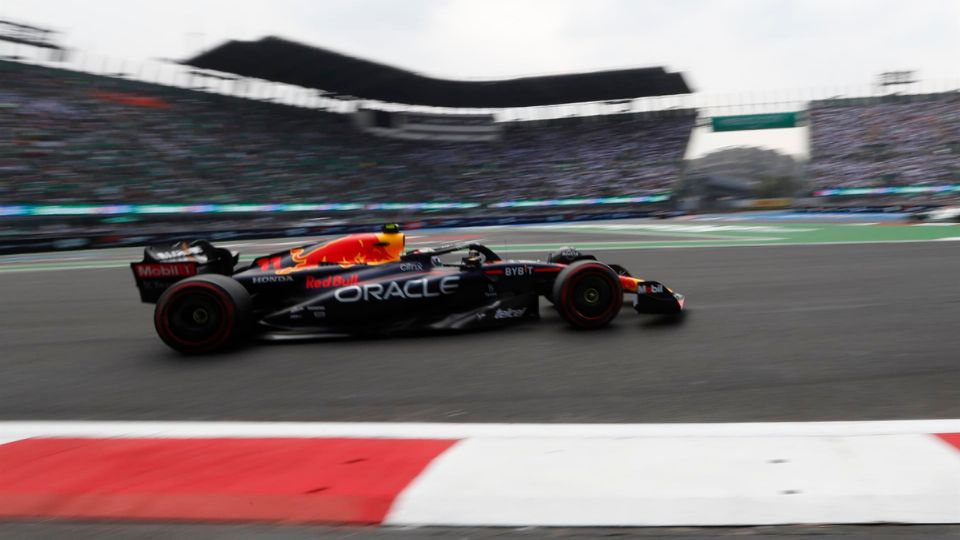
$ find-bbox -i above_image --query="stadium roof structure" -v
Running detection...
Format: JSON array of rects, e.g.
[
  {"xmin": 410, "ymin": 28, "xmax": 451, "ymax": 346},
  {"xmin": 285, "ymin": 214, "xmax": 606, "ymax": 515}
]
[
  {"xmin": 0, "ymin": 19, "xmax": 63, "ymax": 50},
  {"xmin": 184, "ymin": 37, "xmax": 692, "ymax": 109}
]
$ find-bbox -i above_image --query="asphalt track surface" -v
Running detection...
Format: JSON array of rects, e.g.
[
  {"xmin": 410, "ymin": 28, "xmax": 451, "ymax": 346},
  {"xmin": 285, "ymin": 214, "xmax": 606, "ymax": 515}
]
[{"xmin": 1, "ymin": 220, "xmax": 959, "ymax": 423}]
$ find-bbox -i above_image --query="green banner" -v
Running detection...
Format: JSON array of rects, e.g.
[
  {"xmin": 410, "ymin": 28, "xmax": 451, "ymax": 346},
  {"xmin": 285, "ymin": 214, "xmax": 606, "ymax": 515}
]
[{"xmin": 712, "ymin": 112, "xmax": 798, "ymax": 132}]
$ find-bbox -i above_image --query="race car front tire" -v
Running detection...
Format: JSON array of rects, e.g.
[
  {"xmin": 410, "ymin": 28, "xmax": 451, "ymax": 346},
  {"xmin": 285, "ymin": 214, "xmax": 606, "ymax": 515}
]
[
  {"xmin": 154, "ymin": 274, "xmax": 251, "ymax": 354},
  {"xmin": 552, "ymin": 260, "xmax": 623, "ymax": 329}
]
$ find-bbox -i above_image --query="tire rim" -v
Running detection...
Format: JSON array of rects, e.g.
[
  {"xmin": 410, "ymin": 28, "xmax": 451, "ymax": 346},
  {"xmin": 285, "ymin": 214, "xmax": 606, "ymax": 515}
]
[
  {"xmin": 571, "ymin": 274, "xmax": 613, "ymax": 318},
  {"xmin": 166, "ymin": 291, "xmax": 225, "ymax": 344},
  {"xmin": 583, "ymin": 287, "xmax": 600, "ymax": 304},
  {"xmin": 192, "ymin": 308, "xmax": 210, "ymax": 324}
]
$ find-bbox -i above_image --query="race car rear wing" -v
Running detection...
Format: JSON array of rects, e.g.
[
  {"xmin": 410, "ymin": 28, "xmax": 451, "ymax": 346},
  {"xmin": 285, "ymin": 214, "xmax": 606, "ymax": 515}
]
[{"xmin": 131, "ymin": 240, "xmax": 238, "ymax": 303}]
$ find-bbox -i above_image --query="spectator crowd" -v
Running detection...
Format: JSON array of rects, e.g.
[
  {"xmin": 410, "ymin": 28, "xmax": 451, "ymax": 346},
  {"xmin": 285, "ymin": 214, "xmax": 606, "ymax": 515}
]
[
  {"xmin": 0, "ymin": 60, "xmax": 694, "ymax": 205},
  {"xmin": 808, "ymin": 94, "xmax": 960, "ymax": 189}
]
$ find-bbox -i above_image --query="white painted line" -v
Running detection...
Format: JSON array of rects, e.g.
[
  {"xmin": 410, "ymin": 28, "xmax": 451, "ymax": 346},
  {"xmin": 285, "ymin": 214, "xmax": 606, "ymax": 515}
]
[
  {"xmin": 4, "ymin": 237, "xmax": 960, "ymax": 274},
  {"xmin": 387, "ymin": 434, "xmax": 960, "ymax": 526},
  {"xmin": 220, "ymin": 239, "xmax": 328, "ymax": 248},
  {"xmin": 1, "ymin": 420, "xmax": 960, "ymax": 440},
  {"xmin": 533, "ymin": 223, "xmax": 818, "ymax": 233},
  {"xmin": 935, "ymin": 237, "xmax": 960, "ymax": 241},
  {"xmin": 582, "ymin": 238, "xmax": 960, "ymax": 250}
]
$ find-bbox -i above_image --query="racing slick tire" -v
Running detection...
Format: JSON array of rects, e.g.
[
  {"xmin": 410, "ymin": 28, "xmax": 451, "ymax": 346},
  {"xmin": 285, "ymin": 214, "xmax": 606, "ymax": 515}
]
[
  {"xmin": 552, "ymin": 260, "xmax": 623, "ymax": 329},
  {"xmin": 154, "ymin": 274, "xmax": 252, "ymax": 354}
]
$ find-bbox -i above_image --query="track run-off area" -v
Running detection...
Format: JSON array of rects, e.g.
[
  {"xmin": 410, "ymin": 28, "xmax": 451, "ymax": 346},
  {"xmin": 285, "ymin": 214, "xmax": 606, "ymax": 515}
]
[
  {"xmin": 3, "ymin": 218, "xmax": 960, "ymax": 273},
  {"xmin": 0, "ymin": 216, "xmax": 958, "ymax": 423},
  {"xmin": 2, "ymin": 216, "xmax": 960, "ymax": 536}
]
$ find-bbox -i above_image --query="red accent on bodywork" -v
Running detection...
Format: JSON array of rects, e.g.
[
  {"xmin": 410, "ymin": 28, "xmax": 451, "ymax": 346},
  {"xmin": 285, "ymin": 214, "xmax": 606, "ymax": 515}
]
[
  {"xmin": 619, "ymin": 276, "xmax": 640, "ymax": 292},
  {"xmin": 255, "ymin": 256, "xmax": 283, "ymax": 272},
  {"xmin": 0, "ymin": 437, "xmax": 456, "ymax": 524},
  {"xmin": 305, "ymin": 274, "xmax": 360, "ymax": 289},
  {"xmin": 293, "ymin": 234, "xmax": 388, "ymax": 265},
  {"xmin": 484, "ymin": 269, "xmax": 505, "ymax": 275},
  {"xmin": 277, "ymin": 233, "xmax": 403, "ymax": 274}
]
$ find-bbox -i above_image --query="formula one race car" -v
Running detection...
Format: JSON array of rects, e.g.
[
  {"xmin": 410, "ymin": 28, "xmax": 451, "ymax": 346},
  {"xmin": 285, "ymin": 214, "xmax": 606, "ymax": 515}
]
[
  {"xmin": 909, "ymin": 205, "xmax": 960, "ymax": 223},
  {"xmin": 131, "ymin": 225, "xmax": 685, "ymax": 354}
]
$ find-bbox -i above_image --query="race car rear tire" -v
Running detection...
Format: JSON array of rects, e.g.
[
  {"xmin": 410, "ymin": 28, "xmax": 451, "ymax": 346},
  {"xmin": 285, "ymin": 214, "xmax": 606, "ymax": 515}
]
[
  {"xmin": 552, "ymin": 260, "xmax": 623, "ymax": 329},
  {"xmin": 154, "ymin": 274, "xmax": 251, "ymax": 354}
]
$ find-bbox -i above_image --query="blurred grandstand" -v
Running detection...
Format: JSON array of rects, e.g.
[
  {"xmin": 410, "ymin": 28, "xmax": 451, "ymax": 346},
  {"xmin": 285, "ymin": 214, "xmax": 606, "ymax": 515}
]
[
  {"xmin": 0, "ymin": 31, "xmax": 699, "ymax": 251},
  {"xmin": 0, "ymin": 59, "xmax": 695, "ymax": 205},
  {"xmin": 1, "ymin": 26, "xmax": 960, "ymax": 252},
  {"xmin": 809, "ymin": 93, "xmax": 960, "ymax": 190}
]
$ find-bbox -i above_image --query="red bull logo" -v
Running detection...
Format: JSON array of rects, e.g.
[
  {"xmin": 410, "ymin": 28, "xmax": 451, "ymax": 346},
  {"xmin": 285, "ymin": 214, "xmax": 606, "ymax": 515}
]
[
  {"xmin": 305, "ymin": 274, "xmax": 360, "ymax": 289},
  {"xmin": 270, "ymin": 232, "xmax": 405, "ymax": 275}
]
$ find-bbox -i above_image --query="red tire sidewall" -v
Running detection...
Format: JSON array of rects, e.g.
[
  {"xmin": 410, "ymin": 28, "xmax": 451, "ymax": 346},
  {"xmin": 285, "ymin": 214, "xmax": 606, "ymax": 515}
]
[
  {"xmin": 155, "ymin": 281, "xmax": 236, "ymax": 353},
  {"xmin": 557, "ymin": 263, "xmax": 622, "ymax": 328}
]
